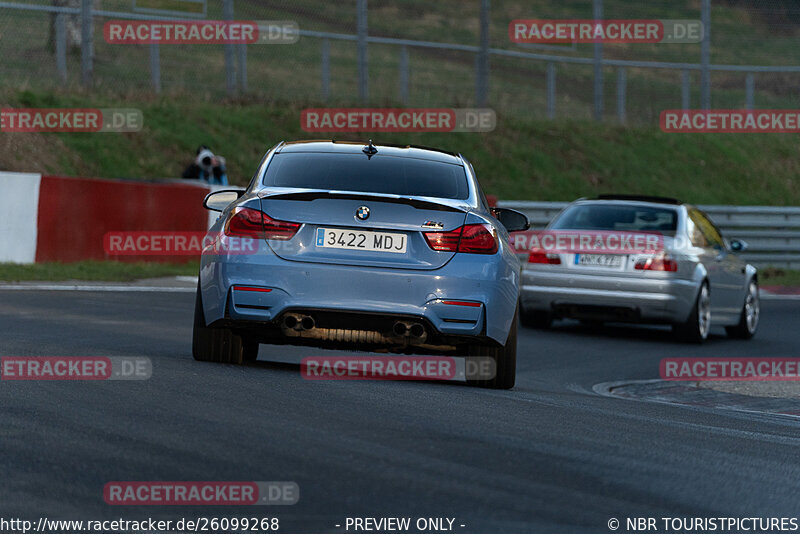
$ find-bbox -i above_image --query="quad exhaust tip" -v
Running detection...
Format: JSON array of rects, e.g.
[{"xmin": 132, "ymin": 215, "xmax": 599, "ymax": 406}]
[
  {"xmin": 283, "ymin": 313, "xmax": 315, "ymax": 331},
  {"xmin": 393, "ymin": 321, "xmax": 425, "ymax": 339},
  {"xmin": 283, "ymin": 315, "xmax": 298, "ymax": 329},
  {"xmin": 393, "ymin": 322, "xmax": 407, "ymax": 336}
]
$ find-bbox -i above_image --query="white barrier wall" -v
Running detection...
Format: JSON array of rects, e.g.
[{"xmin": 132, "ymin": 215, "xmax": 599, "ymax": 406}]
[{"xmin": 0, "ymin": 172, "xmax": 41, "ymax": 263}]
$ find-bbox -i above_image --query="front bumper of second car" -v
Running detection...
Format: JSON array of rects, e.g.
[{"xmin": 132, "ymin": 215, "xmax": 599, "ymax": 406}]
[{"xmin": 520, "ymin": 268, "xmax": 698, "ymax": 323}]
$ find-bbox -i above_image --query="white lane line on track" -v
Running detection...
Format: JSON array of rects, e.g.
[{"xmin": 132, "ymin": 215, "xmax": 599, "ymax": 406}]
[
  {"xmin": 0, "ymin": 285, "xmax": 194, "ymax": 292},
  {"xmin": 469, "ymin": 384, "xmax": 800, "ymax": 445},
  {"xmin": 761, "ymin": 293, "xmax": 800, "ymax": 300}
]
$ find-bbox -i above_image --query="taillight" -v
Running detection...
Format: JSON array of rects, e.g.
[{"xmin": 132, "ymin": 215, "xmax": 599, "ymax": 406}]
[
  {"xmin": 224, "ymin": 207, "xmax": 300, "ymax": 240},
  {"xmin": 225, "ymin": 207, "xmax": 264, "ymax": 238},
  {"xmin": 635, "ymin": 253, "xmax": 678, "ymax": 272},
  {"xmin": 262, "ymin": 212, "xmax": 301, "ymax": 240},
  {"xmin": 423, "ymin": 227, "xmax": 462, "ymax": 252},
  {"xmin": 528, "ymin": 251, "xmax": 561, "ymax": 264},
  {"xmin": 458, "ymin": 224, "xmax": 498, "ymax": 254},
  {"xmin": 423, "ymin": 224, "xmax": 498, "ymax": 254}
]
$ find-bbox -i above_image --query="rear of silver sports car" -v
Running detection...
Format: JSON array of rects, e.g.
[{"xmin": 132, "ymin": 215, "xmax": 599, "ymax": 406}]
[
  {"xmin": 518, "ymin": 201, "xmax": 702, "ymax": 325},
  {"xmin": 520, "ymin": 246, "xmax": 699, "ymax": 324}
]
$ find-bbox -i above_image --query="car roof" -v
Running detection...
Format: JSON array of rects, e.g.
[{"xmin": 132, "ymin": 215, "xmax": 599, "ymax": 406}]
[
  {"xmin": 572, "ymin": 197, "xmax": 684, "ymax": 210},
  {"xmin": 275, "ymin": 140, "xmax": 463, "ymax": 165}
]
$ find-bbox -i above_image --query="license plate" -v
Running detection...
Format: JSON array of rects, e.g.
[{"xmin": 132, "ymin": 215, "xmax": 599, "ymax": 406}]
[
  {"xmin": 315, "ymin": 228, "xmax": 407, "ymax": 254},
  {"xmin": 574, "ymin": 254, "xmax": 623, "ymax": 268}
]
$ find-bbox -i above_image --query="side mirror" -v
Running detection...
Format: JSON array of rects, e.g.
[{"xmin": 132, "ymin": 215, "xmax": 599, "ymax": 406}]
[
  {"xmin": 492, "ymin": 208, "xmax": 530, "ymax": 232},
  {"xmin": 729, "ymin": 239, "xmax": 748, "ymax": 253},
  {"xmin": 203, "ymin": 189, "xmax": 244, "ymax": 212}
]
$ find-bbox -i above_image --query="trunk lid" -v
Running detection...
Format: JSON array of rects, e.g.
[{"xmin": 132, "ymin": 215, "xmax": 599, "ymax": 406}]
[{"xmin": 259, "ymin": 191, "xmax": 469, "ymax": 270}]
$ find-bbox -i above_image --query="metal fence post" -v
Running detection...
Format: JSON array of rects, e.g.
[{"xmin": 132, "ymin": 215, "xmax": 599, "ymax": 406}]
[
  {"xmin": 616, "ymin": 67, "xmax": 626, "ymax": 124},
  {"xmin": 238, "ymin": 43, "xmax": 248, "ymax": 93},
  {"xmin": 55, "ymin": 13, "xmax": 67, "ymax": 82},
  {"xmin": 745, "ymin": 73, "xmax": 754, "ymax": 110},
  {"xmin": 321, "ymin": 38, "xmax": 330, "ymax": 101},
  {"xmin": 546, "ymin": 62, "xmax": 555, "ymax": 119},
  {"xmin": 476, "ymin": 0, "xmax": 490, "ymax": 107},
  {"xmin": 150, "ymin": 43, "xmax": 161, "ymax": 93},
  {"xmin": 700, "ymin": 0, "xmax": 711, "ymax": 109},
  {"xmin": 80, "ymin": 0, "xmax": 93, "ymax": 87},
  {"xmin": 357, "ymin": 0, "xmax": 368, "ymax": 102},
  {"xmin": 223, "ymin": 0, "xmax": 237, "ymax": 96},
  {"xmin": 681, "ymin": 70, "xmax": 690, "ymax": 109},
  {"xmin": 398, "ymin": 45, "xmax": 409, "ymax": 105},
  {"xmin": 593, "ymin": 0, "xmax": 603, "ymax": 120}
]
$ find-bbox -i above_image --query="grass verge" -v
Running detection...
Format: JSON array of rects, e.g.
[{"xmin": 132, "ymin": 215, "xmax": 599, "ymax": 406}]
[
  {"xmin": 2, "ymin": 89, "xmax": 800, "ymax": 205},
  {"xmin": 0, "ymin": 261, "xmax": 198, "ymax": 282},
  {"xmin": 760, "ymin": 268, "xmax": 800, "ymax": 288}
]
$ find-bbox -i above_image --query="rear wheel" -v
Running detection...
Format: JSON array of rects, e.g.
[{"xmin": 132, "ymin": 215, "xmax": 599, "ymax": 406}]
[
  {"xmin": 520, "ymin": 302, "xmax": 552, "ymax": 329},
  {"xmin": 467, "ymin": 306, "xmax": 517, "ymax": 389},
  {"xmin": 192, "ymin": 285, "xmax": 249, "ymax": 364},
  {"xmin": 725, "ymin": 279, "xmax": 759, "ymax": 339},
  {"xmin": 673, "ymin": 282, "xmax": 710, "ymax": 344}
]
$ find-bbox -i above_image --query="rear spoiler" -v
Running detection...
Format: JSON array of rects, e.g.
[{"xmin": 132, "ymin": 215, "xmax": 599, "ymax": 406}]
[{"xmin": 260, "ymin": 191, "xmax": 466, "ymax": 213}]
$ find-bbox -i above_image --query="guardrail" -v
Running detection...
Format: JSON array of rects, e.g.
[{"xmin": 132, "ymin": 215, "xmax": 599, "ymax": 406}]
[{"xmin": 497, "ymin": 201, "xmax": 800, "ymax": 269}]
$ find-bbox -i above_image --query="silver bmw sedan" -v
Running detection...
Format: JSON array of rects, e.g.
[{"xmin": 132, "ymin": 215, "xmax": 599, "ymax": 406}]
[{"xmin": 518, "ymin": 195, "xmax": 759, "ymax": 342}]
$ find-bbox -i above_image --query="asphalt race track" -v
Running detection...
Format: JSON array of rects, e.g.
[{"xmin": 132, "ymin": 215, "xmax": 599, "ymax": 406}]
[{"xmin": 1, "ymin": 289, "xmax": 799, "ymax": 533}]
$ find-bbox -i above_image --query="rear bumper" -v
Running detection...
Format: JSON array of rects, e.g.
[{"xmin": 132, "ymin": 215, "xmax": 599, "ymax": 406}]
[
  {"xmin": 200, "ymin": 244, "xmax": 519, "ymax": 345},
  {"xmin": 520, "ymin": 268, "xmax": 698, "ymax": 323}
]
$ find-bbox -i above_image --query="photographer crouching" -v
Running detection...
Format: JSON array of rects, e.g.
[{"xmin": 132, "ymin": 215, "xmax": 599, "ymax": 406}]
[{"xmin": 182, "ymin": 145, "xmax": 228, "ymax": 185}]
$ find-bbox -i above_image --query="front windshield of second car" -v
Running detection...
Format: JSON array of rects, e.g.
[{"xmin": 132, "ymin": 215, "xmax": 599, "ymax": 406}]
[{"xmin": 262, "ymin": 152, "xmax": 470, "ymax": 200}]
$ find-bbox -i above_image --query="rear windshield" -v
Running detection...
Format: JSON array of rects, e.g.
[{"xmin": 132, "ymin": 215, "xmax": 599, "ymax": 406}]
[
  {"xmin": 550, "ymin": 203, "xmax": 678, "ymax": 235},
  {"xmin": 262, "ymin": 153, "xmax": 469, "ymax": 200}
]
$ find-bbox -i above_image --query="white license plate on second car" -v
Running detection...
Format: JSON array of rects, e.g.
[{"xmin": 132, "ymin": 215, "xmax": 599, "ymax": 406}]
[
  {"xmin": 574, "ymin": 254, "xmax": 623, "ymax": 268},
  {"xmin": 316, "ymin": 228, "xmax": 407, "ymax": 254}
]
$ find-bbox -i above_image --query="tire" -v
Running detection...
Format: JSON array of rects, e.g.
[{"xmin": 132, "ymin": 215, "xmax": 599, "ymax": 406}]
[
  {"xmin": 673, "ymin": 282, "xmax": 711, "ymax": 344},
  {"xmin": 466, "ymin": 306, "xmax": 517, "ymax": 389},
  {"xmin": 520, "ymin": 302, "xmax": 552, "ymax": 329},
  {"xmin": 192, "ymin": 284, "xmax": 248, "ymax": 364},
  {"xmin": 725, "ymin": 279, "xmax": 759, "ymax": 340},
  {"xmin": 242, "ymin": 339, "xmax": 260, "ymax": 362}
]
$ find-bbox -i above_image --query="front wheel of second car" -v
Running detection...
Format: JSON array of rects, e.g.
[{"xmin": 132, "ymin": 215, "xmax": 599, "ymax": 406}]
[
  {"xmin": 466, "ymin": 306, "xmax": 517, "ymax": 390},
  {"xmin": 725, "ymin": 279, "xmax": 759, "ymax": 340},
  {"xmin": 192, "ymin": 284, "xmax": 252, "ymax": 364}
]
